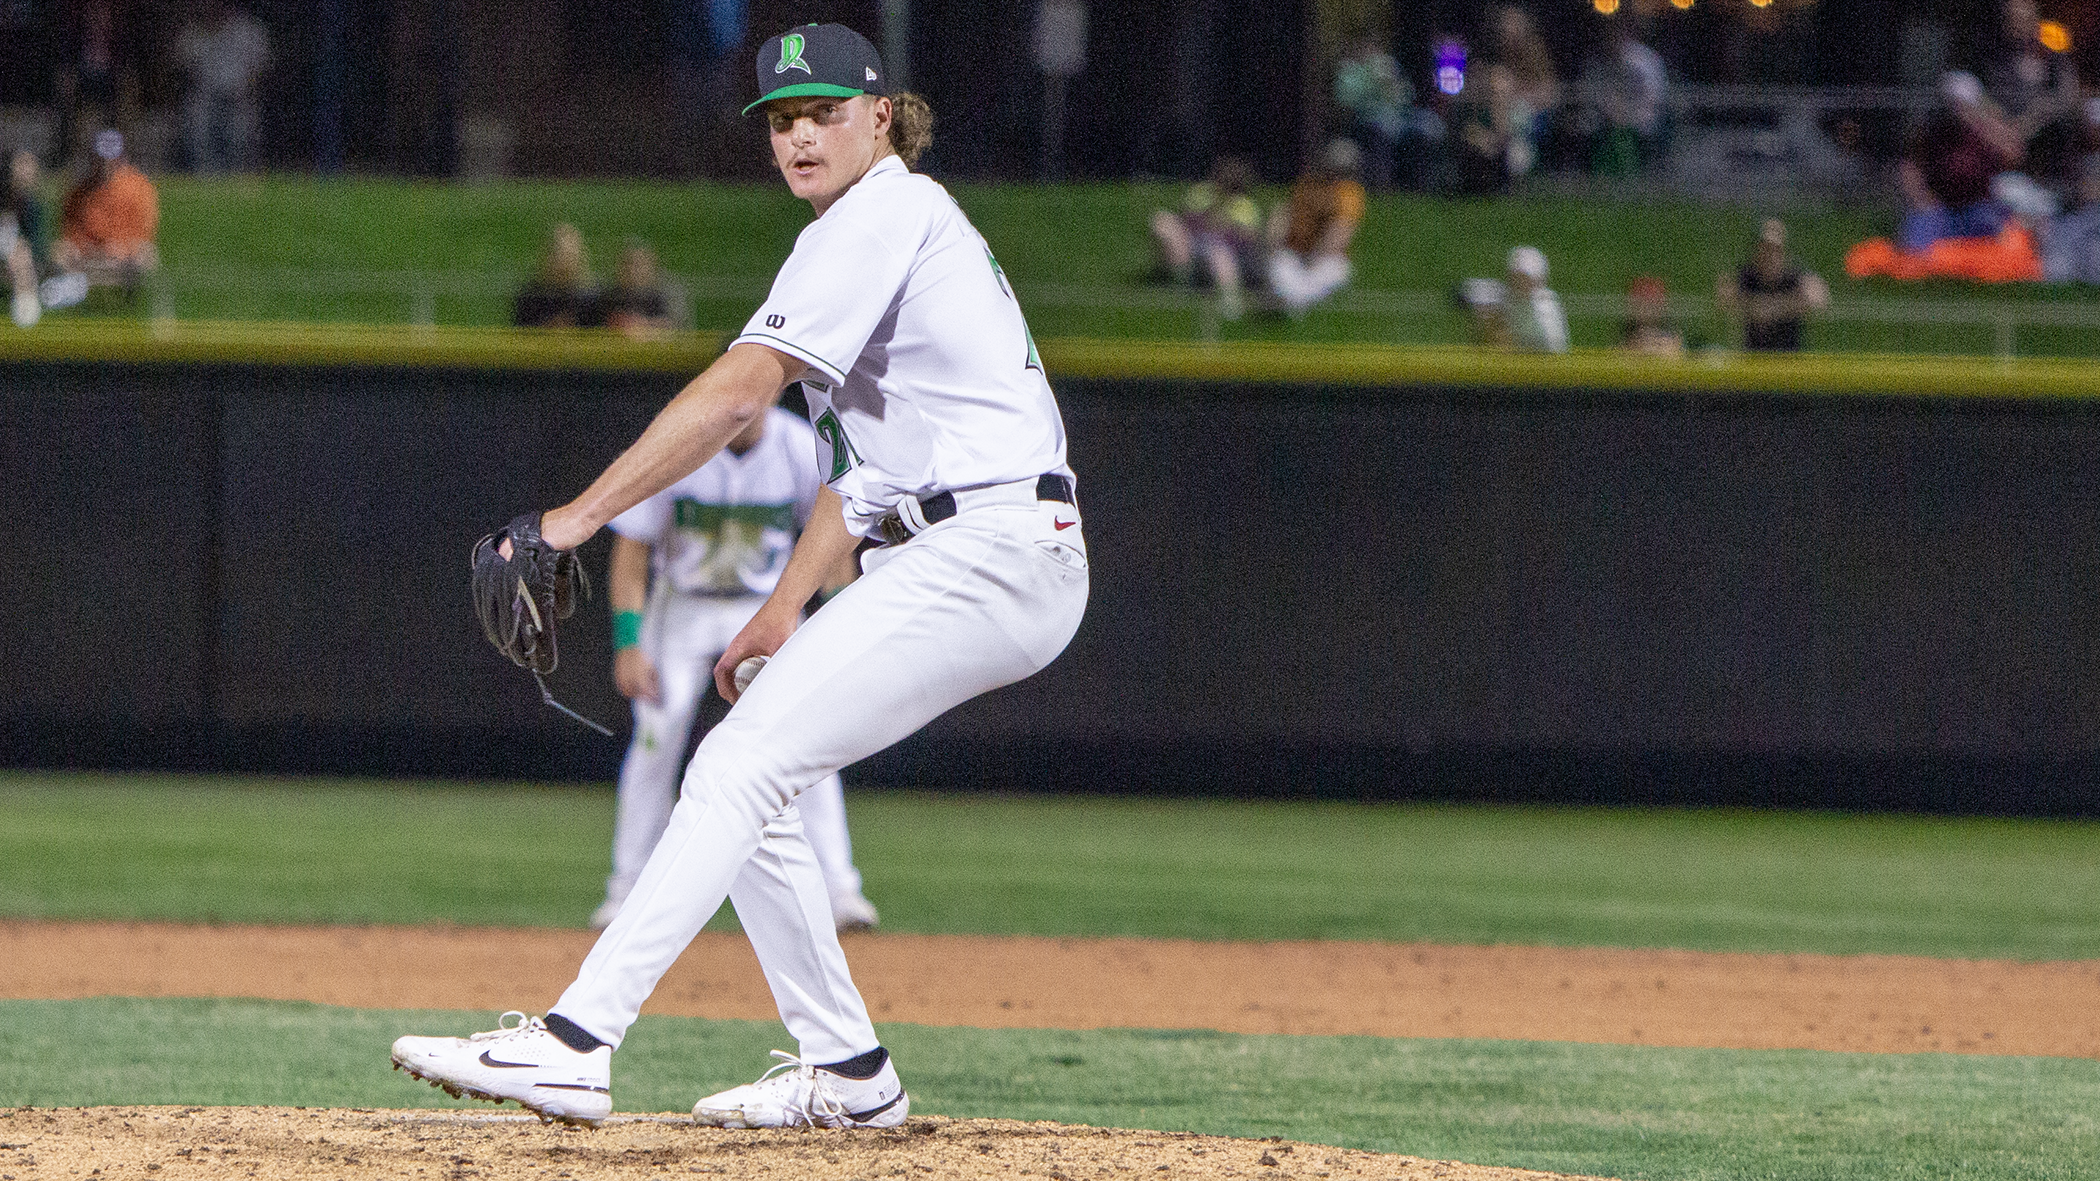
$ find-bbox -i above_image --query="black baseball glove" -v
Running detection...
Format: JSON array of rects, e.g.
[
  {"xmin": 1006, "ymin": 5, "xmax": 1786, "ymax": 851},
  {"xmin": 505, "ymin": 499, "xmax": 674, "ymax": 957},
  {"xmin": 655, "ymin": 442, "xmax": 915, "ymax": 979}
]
[{"xmin": 471, "ymin": 512, "xmax": 588, "ymax": 674}]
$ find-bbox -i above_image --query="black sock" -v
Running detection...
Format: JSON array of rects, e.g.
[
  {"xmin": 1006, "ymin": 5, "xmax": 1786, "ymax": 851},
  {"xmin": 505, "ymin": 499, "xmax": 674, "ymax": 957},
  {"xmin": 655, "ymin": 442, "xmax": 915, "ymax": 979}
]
[
  {"xmin": 544, "ymin": 1012, "xmax": 606, "ymax": 1054},
  {"xmin": 821, "ymin": 1046, "xmax": 888, "ymax": 1080}
]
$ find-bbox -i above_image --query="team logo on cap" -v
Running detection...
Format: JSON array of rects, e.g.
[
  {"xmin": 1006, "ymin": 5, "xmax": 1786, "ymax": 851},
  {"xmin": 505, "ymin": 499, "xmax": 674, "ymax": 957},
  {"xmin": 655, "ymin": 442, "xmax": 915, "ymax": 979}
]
[{"xmin": 776, "ymin": 32, "xmax": 812, "ymax": 74}]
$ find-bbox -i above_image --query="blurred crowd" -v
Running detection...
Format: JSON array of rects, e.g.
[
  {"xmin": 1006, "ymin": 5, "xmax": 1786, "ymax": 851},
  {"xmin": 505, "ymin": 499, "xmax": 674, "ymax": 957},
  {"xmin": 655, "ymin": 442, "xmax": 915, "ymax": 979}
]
[{"xmin": 1327, "ymin": 6, "xmax": 1672, "ymax": 198}]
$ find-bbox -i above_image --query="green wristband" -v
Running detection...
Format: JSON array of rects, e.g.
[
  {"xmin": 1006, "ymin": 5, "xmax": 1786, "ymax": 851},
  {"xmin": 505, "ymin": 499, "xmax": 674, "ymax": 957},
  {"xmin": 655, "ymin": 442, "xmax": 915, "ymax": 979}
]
[{"xmin": 613, "ymin": 610, "xmax": 643, "ymax": 650}]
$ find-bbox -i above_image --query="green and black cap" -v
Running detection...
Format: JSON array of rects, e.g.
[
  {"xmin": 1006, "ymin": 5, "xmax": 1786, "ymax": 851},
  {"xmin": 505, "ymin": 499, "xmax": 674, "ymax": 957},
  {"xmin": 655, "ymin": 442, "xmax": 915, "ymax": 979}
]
[{"xmin": 744, "ymin": 23, "xmax": 888, "ymax": 115}]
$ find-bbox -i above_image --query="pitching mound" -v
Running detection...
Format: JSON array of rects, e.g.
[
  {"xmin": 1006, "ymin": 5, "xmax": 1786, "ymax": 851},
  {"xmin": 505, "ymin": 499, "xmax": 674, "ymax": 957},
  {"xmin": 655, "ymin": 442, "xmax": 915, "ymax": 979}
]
[{"xmin": 0, "ymin": 1106, "xmax": 1612, "ymax": 1181}]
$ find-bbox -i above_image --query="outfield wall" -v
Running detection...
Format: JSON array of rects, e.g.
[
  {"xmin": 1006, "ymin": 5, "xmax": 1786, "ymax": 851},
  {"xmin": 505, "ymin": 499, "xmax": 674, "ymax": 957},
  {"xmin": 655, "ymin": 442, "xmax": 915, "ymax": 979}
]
[{"xmin": 7, "ymin": 342, "xmax": 2100, "ymax": 814}]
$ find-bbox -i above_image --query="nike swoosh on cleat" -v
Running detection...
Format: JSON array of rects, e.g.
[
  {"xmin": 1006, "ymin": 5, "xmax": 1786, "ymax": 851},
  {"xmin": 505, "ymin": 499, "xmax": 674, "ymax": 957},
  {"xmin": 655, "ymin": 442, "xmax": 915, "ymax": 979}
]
[
  {"xmin": 845, "ymin": 1094, "xmax": 903, "ymax": 1122},
  {"xmin": 479, "ymin": 1051, "xmax": 540, "ymax": 1069},
  {"xmin": 1053, "ymin": 519, "xmax": 1076, "ymax": 530}
]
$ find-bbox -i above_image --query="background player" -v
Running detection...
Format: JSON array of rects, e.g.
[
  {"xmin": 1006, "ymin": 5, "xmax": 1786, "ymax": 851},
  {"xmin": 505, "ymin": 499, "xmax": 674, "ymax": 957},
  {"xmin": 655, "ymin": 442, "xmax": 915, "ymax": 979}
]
[
  {"xmin": 598, "ymin": 394, "xmax": 879, "ymax": 933},
  {"xmin": 393, "ymin": 21, "xmax": 1088, "ymax": 1130}
]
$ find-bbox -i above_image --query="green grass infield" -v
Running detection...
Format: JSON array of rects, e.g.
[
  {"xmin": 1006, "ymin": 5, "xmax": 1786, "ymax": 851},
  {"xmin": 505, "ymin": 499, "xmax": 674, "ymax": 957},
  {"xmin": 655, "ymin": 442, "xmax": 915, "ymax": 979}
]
[
  {"xmin": 3, "ymin": 997, "xmax": 2096, "ymax": 1181},
  {"xmin": 4, "ymin": 773, "xmax": 2099, "ymax": 960}
]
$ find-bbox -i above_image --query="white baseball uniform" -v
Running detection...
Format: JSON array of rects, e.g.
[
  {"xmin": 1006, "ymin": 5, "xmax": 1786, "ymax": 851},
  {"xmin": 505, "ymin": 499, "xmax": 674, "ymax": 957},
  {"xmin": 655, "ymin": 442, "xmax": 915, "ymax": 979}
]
[
  {"xmin": 599, "ymin": 408, "xmax": 870, "ymax": 927},
  {"xmin": 553, "ymin": 154, "xmax": 1089, "ymax": 1064}
]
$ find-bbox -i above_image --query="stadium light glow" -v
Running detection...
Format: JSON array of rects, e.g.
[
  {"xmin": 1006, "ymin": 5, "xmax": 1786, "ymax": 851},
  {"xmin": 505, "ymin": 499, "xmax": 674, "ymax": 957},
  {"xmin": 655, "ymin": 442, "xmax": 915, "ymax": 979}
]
[
  {"xmin": 1669, "ymin": 0, "xmax": 1694, "ymax": 8},
  {"xmin": 1593, "ymin": 0, "xmax": 1619, "ymax": 13},
  {"xmin": 2039, "ymin": 19, "xmax": 2071, "ymax": 52}
]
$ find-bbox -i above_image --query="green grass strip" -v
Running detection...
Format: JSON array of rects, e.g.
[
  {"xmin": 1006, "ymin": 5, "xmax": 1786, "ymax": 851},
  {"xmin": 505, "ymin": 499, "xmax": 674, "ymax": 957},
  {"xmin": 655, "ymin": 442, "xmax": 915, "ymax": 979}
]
[
  {"xmin": 4, "ymin": 773, "xmax": 2100, "ymax": 960},
  {"xmin": 12, "ymin": 177, "xmax": 2099, "ymax": 357},
  {"xmin": 3, "ymin": 998, "xmax": 2097, "ymax": 1181},
  {"xmin": 11, "ymin": 318, "xmax": 2100, "ymax": 398}
]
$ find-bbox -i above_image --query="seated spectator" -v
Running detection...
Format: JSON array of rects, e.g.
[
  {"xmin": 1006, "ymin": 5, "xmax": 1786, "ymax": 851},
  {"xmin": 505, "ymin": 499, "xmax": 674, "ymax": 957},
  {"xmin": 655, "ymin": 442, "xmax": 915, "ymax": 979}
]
[
  {"xmin": 1620, "ymin": 276, "xmax": 1684, "ymax": 357},
  {"xmin": 1717, "ymin": 219, "xmax": 1828, "ymax": 352},
  {"xmin": 1266, "ymin": 139, "xmax": 1365, "ymax": 318},
  {"xmin": 601, "ymin": 241, "xmax": 674, "ymax": 340},
  {"xmin": 1897, "ymin": 72, "xmax": 2023, "ymax": 253},
  {"xmin": 1149, "ymin": 155, "xmax": 1265, "ymax": 321},
  {"xmin": 1464, "ymin": 245, "xmax": 1568, "ymax": 353},
  {"xmin": 4, "ymin": 150, "xmax": 49, "ymax": 326},
  {"xmin": 2043, "ymin": 156, "xmax": 2100, "ymax": 283},
  {"xmin": 1454, "ymin": 63, "xmax": 1532, "ymax": 194},
  {"xmin": 513, "ymin": 223, "xmax": 601, "ymax": 328},
  {"xmin": 51, "ymin": 130, "xmax": 158, "ymax": 299}
]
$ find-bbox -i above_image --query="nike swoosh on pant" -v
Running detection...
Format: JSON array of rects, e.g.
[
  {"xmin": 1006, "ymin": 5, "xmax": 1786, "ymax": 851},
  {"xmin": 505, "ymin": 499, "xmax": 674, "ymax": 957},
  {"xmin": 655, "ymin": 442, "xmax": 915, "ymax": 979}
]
[
  {"xmin": 846, "ymin": 1094, "xmax": 903, "ymax": 1122},
  {"xmin": 479, "ymin": 1051, "xmax": 540, "ymax": 1069},
  {"xmin": 1053, "ymin": 519, "xmax": 1076, "ymax": 530}
]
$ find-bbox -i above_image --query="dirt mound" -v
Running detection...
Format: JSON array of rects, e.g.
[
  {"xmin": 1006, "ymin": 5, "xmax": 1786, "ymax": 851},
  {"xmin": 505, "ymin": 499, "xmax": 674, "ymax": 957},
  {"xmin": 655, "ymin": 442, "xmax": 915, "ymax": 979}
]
[{"xmin": 0, "ymin": 1106, "xmax": 1612, "ymax": 1181}]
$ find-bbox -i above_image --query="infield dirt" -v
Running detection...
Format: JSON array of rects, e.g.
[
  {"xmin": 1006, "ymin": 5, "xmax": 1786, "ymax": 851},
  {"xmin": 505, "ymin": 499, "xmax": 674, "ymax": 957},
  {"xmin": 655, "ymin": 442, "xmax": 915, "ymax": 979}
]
[
  {"xmin": 0, "ymin": 1107, "xmax": 1615, "ymax": 1181},
  {"xmin": 6, "ymin": 921, "xmax": 2099, "ymax": 1057}
]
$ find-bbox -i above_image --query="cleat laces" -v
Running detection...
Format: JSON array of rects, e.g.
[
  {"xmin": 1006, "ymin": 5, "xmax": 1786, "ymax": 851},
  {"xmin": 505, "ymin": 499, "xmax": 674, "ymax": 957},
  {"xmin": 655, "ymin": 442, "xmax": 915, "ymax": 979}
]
[
  {"xmin": 747, "ymin": 1050, "xmax": 853, "ymax": 1127},
  {"xmin": 468, "ymin": 1011, "xmax": 547, "ymax": 1045}
]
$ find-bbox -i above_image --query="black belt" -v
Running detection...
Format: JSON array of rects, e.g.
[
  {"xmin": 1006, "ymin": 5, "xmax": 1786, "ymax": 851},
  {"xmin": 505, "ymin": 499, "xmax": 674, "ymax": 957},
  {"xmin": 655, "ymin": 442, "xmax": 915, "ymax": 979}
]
[{"xmin": 877, "ymin": 473, "xmax": 1075, "ymax": 546}]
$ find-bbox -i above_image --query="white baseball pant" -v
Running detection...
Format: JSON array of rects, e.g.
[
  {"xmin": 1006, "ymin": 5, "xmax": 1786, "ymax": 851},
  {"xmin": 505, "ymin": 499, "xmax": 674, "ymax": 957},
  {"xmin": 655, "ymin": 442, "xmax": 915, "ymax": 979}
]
[
  {"xmin": 555, "ymin": 498, "xmax": 1088, "ymax": 1059},
  {"xmin": 609, "ymin": 589, "xmax": 861, "ymax": 911},
  {"xmin": 1268, "ymin": 250, "xmax": 1351, "ymax": 313}
]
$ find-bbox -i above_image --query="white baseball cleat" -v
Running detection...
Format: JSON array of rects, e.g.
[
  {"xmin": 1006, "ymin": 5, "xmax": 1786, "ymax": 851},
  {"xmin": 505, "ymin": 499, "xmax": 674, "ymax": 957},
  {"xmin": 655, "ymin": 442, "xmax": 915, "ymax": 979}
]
[
  {"xmin": 391, "ymin": 1011, "xmax": 612, "ymax": 1126},
  {"xmin": 692, "ymin": 1050, "xmax": 909, "ymax": 1129},
  {"xmin": 831, "ymin": 891, "xmax": 880, "ymax": 933}
]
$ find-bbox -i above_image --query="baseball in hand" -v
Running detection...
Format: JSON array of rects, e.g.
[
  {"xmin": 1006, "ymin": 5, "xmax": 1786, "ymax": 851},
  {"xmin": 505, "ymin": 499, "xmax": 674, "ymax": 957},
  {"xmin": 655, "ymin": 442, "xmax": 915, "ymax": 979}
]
[{"xmin": 733, "ymin": 655, "xmax": 768, "ymax": 697}]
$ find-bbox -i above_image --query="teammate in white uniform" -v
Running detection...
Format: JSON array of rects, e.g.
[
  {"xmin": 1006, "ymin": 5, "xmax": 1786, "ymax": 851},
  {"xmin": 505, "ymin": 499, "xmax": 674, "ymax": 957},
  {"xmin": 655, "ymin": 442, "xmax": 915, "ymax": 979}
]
[
  {"xmin": 597, "ymin": 403, "xmax": 878, "ymax": 934},
  {"xmin": 392, "ymin": 22, "xmax": 1089, "ymax": 1130}
]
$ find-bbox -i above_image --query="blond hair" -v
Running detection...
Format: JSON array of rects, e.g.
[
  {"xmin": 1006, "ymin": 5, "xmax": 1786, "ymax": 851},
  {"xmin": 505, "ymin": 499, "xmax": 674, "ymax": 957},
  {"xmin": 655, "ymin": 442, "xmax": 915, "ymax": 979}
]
[{"xmin": 887, "ymin": 92, "xmax": 934, "ymax": 167}]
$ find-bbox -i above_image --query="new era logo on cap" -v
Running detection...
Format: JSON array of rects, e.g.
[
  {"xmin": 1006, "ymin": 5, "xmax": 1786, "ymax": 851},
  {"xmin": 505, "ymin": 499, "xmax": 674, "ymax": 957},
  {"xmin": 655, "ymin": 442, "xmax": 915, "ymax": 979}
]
[{"xmin": 745, "ymin": 23, "xmax": 889, "ymax": 115}]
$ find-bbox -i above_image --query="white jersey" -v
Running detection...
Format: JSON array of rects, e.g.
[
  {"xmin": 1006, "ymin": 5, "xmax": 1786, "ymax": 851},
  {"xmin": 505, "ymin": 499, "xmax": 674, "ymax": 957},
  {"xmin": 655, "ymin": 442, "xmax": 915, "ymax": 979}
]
[
  {"xmin": 731, "ymin": 155, "xmax": 1071, "ymax": 537},
  {"xmin": 607, "ymin": 408, "xmax": 820, "ymax": 596}
]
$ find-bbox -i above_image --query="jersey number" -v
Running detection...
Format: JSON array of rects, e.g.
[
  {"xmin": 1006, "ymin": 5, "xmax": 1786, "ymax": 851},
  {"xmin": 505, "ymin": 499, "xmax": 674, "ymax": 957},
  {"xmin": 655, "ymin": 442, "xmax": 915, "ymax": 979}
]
[
  {"xmin": 813, "ymin": 408, "xmax": 863, "ymax": 481},
  {"xmin": 985, "ymin": 249, "xmax": 1044, "ymax": 373}
]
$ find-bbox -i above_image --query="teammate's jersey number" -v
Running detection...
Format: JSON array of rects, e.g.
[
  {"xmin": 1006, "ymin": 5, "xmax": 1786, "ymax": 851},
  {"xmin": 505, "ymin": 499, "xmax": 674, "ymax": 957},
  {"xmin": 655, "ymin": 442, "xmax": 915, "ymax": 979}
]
[
  {"xmin": 813, "ymin": 408, "xmax": 863, "ymax": 482},
  {"xmin": 984, "ymin": 248, "xmax": 1045, "ymax": 374}
]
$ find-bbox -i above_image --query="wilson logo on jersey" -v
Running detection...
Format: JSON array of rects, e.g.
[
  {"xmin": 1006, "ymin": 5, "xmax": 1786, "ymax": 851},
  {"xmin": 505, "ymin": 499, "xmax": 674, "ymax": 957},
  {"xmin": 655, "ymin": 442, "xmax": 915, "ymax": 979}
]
[
  {"xmin": 776, "ymin": 32, "xmax": 811, "ymax": 74},
  {"xmin": 813, "ymin": 409, "xmax": 863, "ymax": 481}
]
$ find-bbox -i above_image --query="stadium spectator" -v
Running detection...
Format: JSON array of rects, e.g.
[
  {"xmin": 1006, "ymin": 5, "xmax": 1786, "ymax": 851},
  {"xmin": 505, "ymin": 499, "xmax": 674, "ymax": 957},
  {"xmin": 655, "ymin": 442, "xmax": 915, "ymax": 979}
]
[
  {"xmin": 1332, "ymin": 34, "xmax": 1413, "ymax": 190},
  {"xmin": 2042, "ymin": 156, "xmax": 2100, "ymax": 283},
  {"xmin": 51, "ymin": 130, "xmax": 158, "ymax": 300},
  {"xmin": 1454, "ymin": 63, "xmax": 1531, "ymax": 194},
  {"xmin": 1620, "ymin": 276, "xmax": 1684, "ymax": 357},
  {"xmin": 1266, "ymin": 139, "xmax": 1365, "ymax": 318},
  {"xmin": 1717, "ymin": 219, "xmax": 1828, "ymax": 352},
  {"xmin": 1465, "ymin": 245, "xmax": 1568, "ymax": 353},
  {"xmin": 513, "ymin": 223, "xmax": 602, "ymax": 328},
  {"xmin": 1149, "ymin": 155, "xmax": 1265, "ymax": 321},
  {"xmin": 601, "ymin": 242, "xmax": 675, "ymax": 340},
  {"xmin": 4, "ymin": 151, "xmax": 47, "ymax": 327},
  {"xmin": 53, "ymin": 0, "xmax": 127, "ymax": 170},
  {"xmin": 175, "ymin": 0, "xmax": 272, "ymax": 174},
  {"xmin": 1985, "ymin": 0, "xmax": 2079, "ymax": 168},
  {"xmin": 1583, "ymin": 20, "xmax": 1668, "ymax": 176},
  {"xmin": 1492, "ymin": 6, "xmax": 1561, "ymax": 145},
  {"xmin": 1896, "ymin": 72, "xmax": 2022, "ymax": 253}
]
